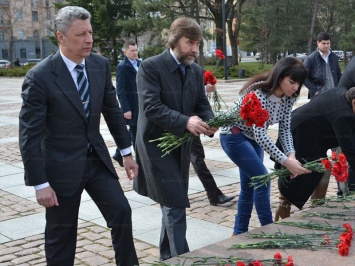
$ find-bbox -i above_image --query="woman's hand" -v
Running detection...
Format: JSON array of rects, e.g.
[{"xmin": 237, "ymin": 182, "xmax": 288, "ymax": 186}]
[{"xmin": 283, "ymin": 157, "xmax": 311, "ymax": 179}]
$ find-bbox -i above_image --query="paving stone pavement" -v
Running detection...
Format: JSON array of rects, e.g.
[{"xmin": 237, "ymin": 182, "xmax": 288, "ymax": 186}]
[{"xmin": 0, "ymin": 77, "xmax": 338, "ymax": 265}]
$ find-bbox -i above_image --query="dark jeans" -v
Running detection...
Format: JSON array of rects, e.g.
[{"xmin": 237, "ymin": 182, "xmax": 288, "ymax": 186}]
[
  {"xmin": 190, "ymin": 136, "xmax": 222, "ymax": 201},
  {"xmin": 220, "ymin": 133, "xmax": 272, "ymax": 235}
]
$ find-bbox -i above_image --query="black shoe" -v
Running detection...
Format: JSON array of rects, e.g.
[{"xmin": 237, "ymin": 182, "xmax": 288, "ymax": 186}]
[
  {"xmin": 112, "ymin": 154, "xmax": 123, "ymax": 167},
  {"xmin": 210, "ymin": 194, "xmax": 235, "ymax": 206}
]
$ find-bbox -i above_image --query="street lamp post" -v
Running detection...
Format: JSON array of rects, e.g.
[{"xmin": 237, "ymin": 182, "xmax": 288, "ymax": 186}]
[{"xmin": 222, "ymin": 0, "xmax": 228, "ymax": 80}]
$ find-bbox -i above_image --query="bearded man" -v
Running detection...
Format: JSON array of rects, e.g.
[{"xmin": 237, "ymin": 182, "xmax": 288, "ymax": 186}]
[{"xmin": 133, "ymin": 17, "xmax": 217, "ymax": 260}]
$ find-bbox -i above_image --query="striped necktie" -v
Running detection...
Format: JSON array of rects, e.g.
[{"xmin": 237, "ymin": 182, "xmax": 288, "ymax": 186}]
[{"xmin": 75, "ymin": 64, "xmax": 90, "ymax": 119}]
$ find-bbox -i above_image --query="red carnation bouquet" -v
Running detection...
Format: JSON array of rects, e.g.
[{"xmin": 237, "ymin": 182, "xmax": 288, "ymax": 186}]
[
  {"xmin": 150, "ymin": 92, "xmax": 269, "ymax": 156},
  {"xmin": 321, "ymin": 151, "xmax": 349, "ymax": 182},
  {"xmin": 240, "ymin": 92, "xmax": 270, "ymax": 127},
  {"xmin": 204, "ymin": 70, "xmax": 217, "ymax": 85},
  {"xmin": 205, "ymin": 49, "xmax": 228, "ymax": 113},
  {"xmin": 250, "ymin": 151, "xmax": 349, "ymax": 190},
  {"xmin": 215, "ymin": 48, "xmax": 225, "ymax": 60}
]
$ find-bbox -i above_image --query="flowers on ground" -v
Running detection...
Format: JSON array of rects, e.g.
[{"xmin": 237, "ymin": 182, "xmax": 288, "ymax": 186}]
[
  {"xmin": 250, "ymin": 152, "xmax": 349, "ymax": 189},
  {"xmin": 150, "ymin": 92, "xmax": 269, "ymax": 156},
  {"xmin": 152, "ymin": 252, "xmax": 293, "ymax": 265},
  {"xmin": 231, "ymin": 222, "xmax": 353, "ymax": 257}
]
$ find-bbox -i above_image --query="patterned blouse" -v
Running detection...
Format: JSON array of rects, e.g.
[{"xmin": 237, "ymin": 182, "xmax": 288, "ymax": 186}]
[{"xmin": 220, "ymin": 88, "xmax": 296, "ymax": 164}]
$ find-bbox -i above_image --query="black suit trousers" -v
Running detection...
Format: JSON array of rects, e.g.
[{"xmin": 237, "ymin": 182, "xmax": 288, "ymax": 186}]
[
  {"xmin": 44, "ymin": 151, "xmax": 138, "ymax": 266},
  {"xmin": 190, "ymin": 136, "xmax": 222, "ymax": 201}
]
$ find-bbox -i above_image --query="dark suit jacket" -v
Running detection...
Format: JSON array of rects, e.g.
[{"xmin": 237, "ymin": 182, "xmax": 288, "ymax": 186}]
[
  {"xmin": 133, "ymin": 49, "xmax": 214, "ymax": 208},
  {"xmin": 279, "ymin": 87, "xmax": 355, "ymax": 209},
  {"xmin": 116, "ymin": 56, "xmax": 140, "ymax": 127},
  {"xmin": 19, "ymin": 51, "xmax": 131, "ymax": 197},
  {"xmin": 339, "ymin": 56, "xmax": 355, "ymax": 89}
]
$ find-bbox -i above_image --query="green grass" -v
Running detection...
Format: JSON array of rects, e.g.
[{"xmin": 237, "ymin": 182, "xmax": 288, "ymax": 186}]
[{"xmin": 205, "ymin": 61, "xmax": 273, "ymax": 79}]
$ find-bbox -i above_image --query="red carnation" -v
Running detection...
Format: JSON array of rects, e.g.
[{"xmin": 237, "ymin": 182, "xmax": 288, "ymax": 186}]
[
  {"xmin": 204, "ymin": 70, "xmax": 217, "ymax": 85},
  {"xmin": 215, "ymin": 49, "xmax": 225, "ymax": 60},
  {"xmin": 321, "ymin": 159, "xmax": 332, "ymax": 170},
  {"xmin": 273, "ymin": 252, "xmax": 282, "ymax": 264},
  {"xmin": 337, "ymin": 241, "xmax": 349, "ymax": 256},
  {"xmin": 240, "ymin": 92, "xmax": 269, "ymax": 128}
]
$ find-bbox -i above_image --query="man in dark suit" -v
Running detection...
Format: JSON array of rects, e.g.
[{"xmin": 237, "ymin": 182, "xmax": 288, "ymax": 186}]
[
  {"xmin": 191, "ymin": 84, "xmax": 235, "ymax": 206},
  {"xmin": 275, "ymin": 86, "xmax": 355, "ymax": 217},
  {"xmin": 19, "ymin": 6, "xmax": 138, "ymax": 266},
  {"xmin": 112, "ymin": 40, "xmax": 140, "ymax": 167},
  {"xmin": 133, "ymin": 17, "xmax": 218, "ymax": 260}
]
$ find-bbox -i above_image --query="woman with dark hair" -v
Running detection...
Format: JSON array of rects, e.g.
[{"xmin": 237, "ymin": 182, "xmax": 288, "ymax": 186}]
[{"xmin": 220, "ymin": 57, "xmax": 311, "ymax": 236}]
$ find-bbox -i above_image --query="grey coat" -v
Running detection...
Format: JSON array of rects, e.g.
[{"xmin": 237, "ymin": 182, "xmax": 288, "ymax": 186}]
[{"xmin": 133, "ymin": 49, "xmax": 214, "ymax": 208}]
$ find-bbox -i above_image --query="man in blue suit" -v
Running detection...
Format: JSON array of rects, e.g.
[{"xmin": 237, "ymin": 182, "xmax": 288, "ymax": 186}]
[{"xmin": 113, "ymin": 40, "xmax": 140, "ymax": 166}]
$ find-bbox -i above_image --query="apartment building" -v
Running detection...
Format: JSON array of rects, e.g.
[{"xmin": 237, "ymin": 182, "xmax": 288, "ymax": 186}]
[{"xmin": 0, "ymin": 0, "xmax": 65, "ymax": 63}]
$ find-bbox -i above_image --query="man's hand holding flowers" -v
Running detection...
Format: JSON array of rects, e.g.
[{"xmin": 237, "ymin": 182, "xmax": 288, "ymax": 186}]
[{"xmin": 186, "ymin": 116, "xmax": 218, "ymax": 137}]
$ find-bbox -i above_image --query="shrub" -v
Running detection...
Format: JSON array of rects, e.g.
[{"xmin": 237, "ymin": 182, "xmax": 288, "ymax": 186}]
[{"xmin": 0, "ymin": 65, "xmax": 32, "ymax": 77}]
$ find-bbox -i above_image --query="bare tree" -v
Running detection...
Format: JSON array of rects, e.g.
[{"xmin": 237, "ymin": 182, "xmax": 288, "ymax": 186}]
[
  {"xmin": 0, "ymin": 0, "xmax": 29, "ymax": 62},
  {"xmin": 307, "ymin": 0, "xmax": 318, "ymax": 54}
]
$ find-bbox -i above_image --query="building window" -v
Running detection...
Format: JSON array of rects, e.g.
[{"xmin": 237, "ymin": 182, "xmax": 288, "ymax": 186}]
[
  {"xmin": 18, "ymin": 29, "xmax": 26, "ymax": 40},
  {"xmin": 47, "ymin": 9, "xmax": 51, "ymax": 20},
  {"xmin": 17, "ymin": 10, "xmax": 23, "ymax": 21},
  {"xmin": 20, "ymin": 48, "xmax": 27, "ymax": 59},
  {"xmin": 46, "ymin": 28, "xmax": 52, "ymax": 36},
  {"xmin": 45, "ymin": 0, "xmax": 50, "ymax": 7},
  {"xmin": 0, "ymin": 31, "xmax": 4, "ymax": 41},
  {"xmin": 2, "ymin": 49, "xmax": 9, "ymax": 60},
  {"xmin": 33, "ymin": 30, "xmax": 40, "ymax": 39},
  {"xmin": 32, "ymin": 11, "xmax": 39, "ymax": 21},
  {"xmin": 31, "ymin": 0, "xmax": 37, "ymax": 6}
]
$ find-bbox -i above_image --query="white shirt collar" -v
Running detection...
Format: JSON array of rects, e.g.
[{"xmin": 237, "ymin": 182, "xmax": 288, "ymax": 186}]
[
  {"xmin": 170, "ymin": 49, "xmax": 181, "ymax": 66},
  {"xmin": 59, "ymin": 50, "xmax": 85, "ymax": 72},
  {"xmin": 318, "ymin": 49, "xmax": 330, "ymax": 63}
]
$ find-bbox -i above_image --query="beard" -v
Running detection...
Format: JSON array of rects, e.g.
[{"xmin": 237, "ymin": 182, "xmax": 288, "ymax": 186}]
[{"xmin": 175, "ymin": 45, "xmax": 199, "ymax": 65}]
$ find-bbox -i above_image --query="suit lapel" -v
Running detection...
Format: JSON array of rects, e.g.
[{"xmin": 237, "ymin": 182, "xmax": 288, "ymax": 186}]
[
  {"xmin": 85, "ymin": 55, "xmax": 102, "ymax": 123},
  {"xmin": 53, "ymin": 52, "xmax": 87, "ymax": 122}
]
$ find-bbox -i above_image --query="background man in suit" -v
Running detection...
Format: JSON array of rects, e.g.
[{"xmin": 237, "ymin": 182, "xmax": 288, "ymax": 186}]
[
  {"xmin": 19, "ymin": 6, "xmax": 138, "ymax": 266},
  {"xmin": 133, "ymin": 17, "xmax": 218, "ymax": 260},
  {"xmin": 112, "ymin": 40, "xmax": 140, "ymax": 166},
  {"xmin": 191, "ymin": 84, "xmax": 235, "ymax": 206}
]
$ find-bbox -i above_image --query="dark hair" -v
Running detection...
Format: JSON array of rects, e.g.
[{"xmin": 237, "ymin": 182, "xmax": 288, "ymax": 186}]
[
  {"xmin": 240, "ymin": 57, "xmax": 307, "ymax": 98},
  {"xmin": 345, "ymin": 87, "xmax": 355, "ymax": 103},
  {"xmin": 123, "ymin": 40, "xmax": 136, "ymax": 50},
  {"xmin": 317, "ymin": 32, "xmax": 331, "ymax": 42},
  {"xmin": 166, "ymin": 17, "xmax": 201, "ymax": 49}
]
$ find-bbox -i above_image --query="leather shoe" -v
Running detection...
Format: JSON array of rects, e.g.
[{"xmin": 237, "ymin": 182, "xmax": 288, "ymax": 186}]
[
  {"xmin": 210, "ymin": 194, "xmax": 235, "ymax": 206},
  {"xmin": 112, "ymin": 154, "xmax": 123, "ymax": 167}
]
